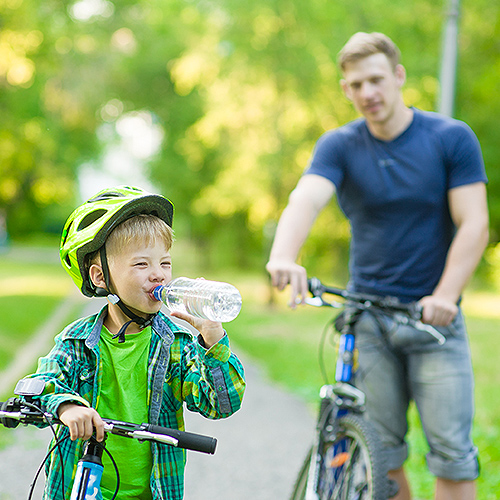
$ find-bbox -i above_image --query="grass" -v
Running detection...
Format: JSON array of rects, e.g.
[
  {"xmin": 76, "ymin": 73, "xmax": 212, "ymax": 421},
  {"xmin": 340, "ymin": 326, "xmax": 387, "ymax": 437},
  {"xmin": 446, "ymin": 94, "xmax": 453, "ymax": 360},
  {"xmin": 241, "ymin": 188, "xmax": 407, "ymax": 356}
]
[
  {"xmin": 0, "ymin": 246, "xmax": 80, "ymax": 447},
  {"xmin": 0, "ymin": 252, "xmax": 74, "ymax": 368}
]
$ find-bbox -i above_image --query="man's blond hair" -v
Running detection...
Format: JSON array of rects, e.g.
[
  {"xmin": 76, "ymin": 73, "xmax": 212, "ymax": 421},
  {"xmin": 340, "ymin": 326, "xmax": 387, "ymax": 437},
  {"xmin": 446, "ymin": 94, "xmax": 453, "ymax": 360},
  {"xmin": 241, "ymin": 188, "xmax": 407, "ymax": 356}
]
[{"xmin": 337, "ymin": 32, "xmax": 401, "ymax": 72}]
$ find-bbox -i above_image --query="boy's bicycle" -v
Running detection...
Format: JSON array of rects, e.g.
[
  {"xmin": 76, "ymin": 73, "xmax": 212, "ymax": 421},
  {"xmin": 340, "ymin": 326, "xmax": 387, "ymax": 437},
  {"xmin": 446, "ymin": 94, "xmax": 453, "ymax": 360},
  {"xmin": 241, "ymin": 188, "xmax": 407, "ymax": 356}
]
[
  {"xmin": 291, "ymin": 278, "xmax": 445, "ymax": 500},
  {"xmin": 0, "ymin": 378, "xmax": 217, "ymax": 499}
]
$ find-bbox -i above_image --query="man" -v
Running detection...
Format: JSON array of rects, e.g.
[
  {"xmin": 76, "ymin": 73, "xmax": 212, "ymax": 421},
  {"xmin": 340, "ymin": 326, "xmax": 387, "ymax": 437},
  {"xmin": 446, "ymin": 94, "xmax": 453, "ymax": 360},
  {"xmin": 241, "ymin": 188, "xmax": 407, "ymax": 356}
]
[{"xmin": 266, "ymin": 32, "xmax": 488, "ymax": 500}]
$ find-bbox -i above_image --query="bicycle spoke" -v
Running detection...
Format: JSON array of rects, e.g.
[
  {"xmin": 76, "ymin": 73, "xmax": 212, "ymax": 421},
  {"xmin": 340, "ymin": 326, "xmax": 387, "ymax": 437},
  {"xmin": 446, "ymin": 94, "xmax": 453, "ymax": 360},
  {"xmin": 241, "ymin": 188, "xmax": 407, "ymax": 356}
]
[
  {"xmin": 334, "ymin": 438, "xmax": 358, "ymax": 500},
  {"xmin": 316, "ymin": 426, "xmax": 377, "ymax": 500}
]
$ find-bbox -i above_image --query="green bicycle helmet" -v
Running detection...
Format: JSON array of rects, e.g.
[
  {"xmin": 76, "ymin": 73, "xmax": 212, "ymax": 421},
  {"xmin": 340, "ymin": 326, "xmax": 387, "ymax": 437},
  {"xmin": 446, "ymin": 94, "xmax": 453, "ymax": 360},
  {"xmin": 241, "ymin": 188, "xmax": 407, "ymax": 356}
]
[{"xmin": 60, "ymin": 185, "xmax": 174, "ymax": 298}]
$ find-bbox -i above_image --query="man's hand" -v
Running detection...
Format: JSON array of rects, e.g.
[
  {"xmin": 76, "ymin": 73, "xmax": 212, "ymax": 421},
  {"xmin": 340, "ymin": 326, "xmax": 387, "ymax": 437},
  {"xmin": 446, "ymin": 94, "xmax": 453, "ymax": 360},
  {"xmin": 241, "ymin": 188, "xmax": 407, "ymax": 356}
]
[
  {"xmin": 265, "ymin": 175, "xmax": 335, "ymax": 308},
  {"xmin": 58, "ymin": 403, "xmax": 105, "ymax": 442},
  {"xmin": 418, "ymin": 295, "xmax": 458, "ymax": 327},
  {"xmin": 266, "ymin": 259, "xmax": 308, "ymax": 308}
]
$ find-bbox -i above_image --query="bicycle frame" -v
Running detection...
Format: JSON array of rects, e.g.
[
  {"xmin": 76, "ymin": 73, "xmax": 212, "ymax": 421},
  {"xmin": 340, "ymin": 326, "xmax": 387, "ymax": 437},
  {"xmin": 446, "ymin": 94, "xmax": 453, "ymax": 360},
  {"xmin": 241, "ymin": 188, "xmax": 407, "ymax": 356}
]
[
  {"xmin": 292, "ymin": 277, "xmax": 445, "ymax": 500},
  {"xmin": 305, "ymin": 309, "xmax": 370, "ymax": 500}
]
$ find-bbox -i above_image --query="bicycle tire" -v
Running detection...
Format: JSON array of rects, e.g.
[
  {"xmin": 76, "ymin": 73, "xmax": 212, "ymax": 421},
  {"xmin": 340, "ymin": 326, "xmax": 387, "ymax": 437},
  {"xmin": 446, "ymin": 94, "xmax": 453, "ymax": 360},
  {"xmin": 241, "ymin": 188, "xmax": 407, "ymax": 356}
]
[
  {"xmin": 290, "ymin": 448, "xmax": 311, "ymax": 499},
  {"xmin": 292, "ymin": 414, "xmax": 389, "ymax": 500}
]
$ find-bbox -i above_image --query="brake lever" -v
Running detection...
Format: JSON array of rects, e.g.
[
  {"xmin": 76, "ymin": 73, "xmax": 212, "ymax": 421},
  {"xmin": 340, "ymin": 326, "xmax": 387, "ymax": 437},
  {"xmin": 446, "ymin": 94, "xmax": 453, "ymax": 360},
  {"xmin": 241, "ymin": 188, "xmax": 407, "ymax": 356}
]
[
  {"xmin": 413, "ymin": 320, "xmax": 446, "ymax": 345},
  {"xmin": 394, "ymin": 313, "xmax": 446, "ymax": 345},
  {"xmin": 408, "ymin": 303, "xmax": 447, "ymax": 345},
  {"xmin": 300, "ymin": 297, "xmax": 343, "ymax": 308}
]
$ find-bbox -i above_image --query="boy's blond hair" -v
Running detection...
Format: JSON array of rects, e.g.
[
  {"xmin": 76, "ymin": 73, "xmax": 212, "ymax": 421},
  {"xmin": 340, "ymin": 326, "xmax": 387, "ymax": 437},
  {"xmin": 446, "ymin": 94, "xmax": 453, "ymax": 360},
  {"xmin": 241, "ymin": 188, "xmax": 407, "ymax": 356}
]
[
  {"xmin": 106, "ymin": 214, "xmax": 174, "ymax": 258},
  {"xmin": 337, "ymin": 32, "xmax": 401, "ymax": 72},
  {"xmin": 87, "ymin": 214, "xmax": 174, "ymax": 272}
]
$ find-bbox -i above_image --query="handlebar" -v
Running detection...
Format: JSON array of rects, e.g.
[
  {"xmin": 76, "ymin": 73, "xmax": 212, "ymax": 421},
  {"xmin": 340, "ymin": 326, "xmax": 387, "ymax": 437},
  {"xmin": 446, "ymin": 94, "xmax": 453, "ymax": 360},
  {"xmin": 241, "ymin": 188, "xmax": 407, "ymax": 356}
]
[
  {"xmin": 308, "ymin": 277, "xmax": 419, "ymax": 315},
  {"xmin": 306, "ymin": 277, "xmax": 446, "ymax": 345},
  {"xmin": 0, "ymin": 398, "xmax": 217, "ymax": 455},
  {"xmin": 102, "ymin": 419, "xmax": 217, "ymax": 454}
]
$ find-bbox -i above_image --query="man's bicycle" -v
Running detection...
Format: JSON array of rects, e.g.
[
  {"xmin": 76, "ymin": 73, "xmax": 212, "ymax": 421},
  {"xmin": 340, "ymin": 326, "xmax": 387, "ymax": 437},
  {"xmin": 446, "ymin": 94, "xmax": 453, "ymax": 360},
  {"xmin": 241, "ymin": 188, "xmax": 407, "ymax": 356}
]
[
  {"xmin": 291, "ymin": 278, "xmax": 445, "ymax": 500},
  {"xmin": 0, "ymin": 378, "xmax": 217, "ymax": 499}
]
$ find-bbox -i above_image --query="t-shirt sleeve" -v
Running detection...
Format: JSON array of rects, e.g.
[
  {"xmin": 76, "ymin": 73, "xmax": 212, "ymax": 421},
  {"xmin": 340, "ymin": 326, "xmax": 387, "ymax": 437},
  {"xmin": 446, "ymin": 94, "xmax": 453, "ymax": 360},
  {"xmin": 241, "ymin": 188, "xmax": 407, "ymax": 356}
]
[
  {"xmin": 444, "ymin": 121, "xmax": 487, "ymax": 189},
  {"xmin": 304, "ymin": 130, "xmax": 345, "ymax": 188}
]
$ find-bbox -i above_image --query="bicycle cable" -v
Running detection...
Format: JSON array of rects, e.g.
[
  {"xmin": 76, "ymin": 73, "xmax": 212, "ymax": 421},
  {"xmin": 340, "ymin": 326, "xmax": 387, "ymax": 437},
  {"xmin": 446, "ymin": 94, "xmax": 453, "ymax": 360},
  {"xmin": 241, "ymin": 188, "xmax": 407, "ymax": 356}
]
[
  {"xmin": 20, "ymin": 400, "xmax": 66, "ymax": 500},
  {"xmin": 103, "ymin": 445, "xmax": 120, "ymax": 500},
  {"xmin": 28, "ymin": 435, "xmax": 70, "ymax": 500},
  {"xmin": 318, "ymin": 318, "xmax": 336, "ymax": 385}
]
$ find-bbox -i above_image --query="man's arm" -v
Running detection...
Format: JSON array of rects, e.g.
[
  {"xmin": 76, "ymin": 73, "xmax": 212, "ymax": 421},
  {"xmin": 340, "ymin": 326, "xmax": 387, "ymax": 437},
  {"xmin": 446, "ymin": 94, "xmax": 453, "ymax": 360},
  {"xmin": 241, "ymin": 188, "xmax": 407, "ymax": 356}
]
[
  {"xmin": 419, "ymin": 182, "xmax": 489, "ymax": 325},
  {"xmin": 266, "ymin": 174, "xmax": 335, "ymax": 306}
]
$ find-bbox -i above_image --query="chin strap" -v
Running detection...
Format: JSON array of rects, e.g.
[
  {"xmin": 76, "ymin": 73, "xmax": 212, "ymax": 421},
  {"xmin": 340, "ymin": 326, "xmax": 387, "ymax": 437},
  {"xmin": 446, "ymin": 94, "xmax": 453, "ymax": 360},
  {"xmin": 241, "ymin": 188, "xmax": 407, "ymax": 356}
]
[
  {"xmin": 95, "ymin": 246, "xmax": 156, "ymax": 343},
  {"xmin": 111, "ymin": 298, "xmax": 156, "ymax": 343}
]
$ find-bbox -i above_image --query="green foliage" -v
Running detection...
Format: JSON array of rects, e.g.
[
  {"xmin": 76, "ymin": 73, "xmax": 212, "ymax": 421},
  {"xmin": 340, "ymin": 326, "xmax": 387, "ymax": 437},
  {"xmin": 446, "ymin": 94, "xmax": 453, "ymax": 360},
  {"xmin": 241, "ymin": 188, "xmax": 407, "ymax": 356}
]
[{"xmin": 0, "ymin": 0, "xmax": 498, "ymax": 270}]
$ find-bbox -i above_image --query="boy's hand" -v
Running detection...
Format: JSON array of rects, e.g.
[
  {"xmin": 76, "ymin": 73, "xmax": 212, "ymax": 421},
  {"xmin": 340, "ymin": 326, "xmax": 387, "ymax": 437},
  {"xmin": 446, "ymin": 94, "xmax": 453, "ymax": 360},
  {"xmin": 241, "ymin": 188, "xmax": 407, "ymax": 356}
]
[
  {"xmin": 170, "ymin": 311, "xmax": 225, "ymax": 348},
  {"xmin": 58, "ymin": 403, "xmax": 105, "ymax": 442}
]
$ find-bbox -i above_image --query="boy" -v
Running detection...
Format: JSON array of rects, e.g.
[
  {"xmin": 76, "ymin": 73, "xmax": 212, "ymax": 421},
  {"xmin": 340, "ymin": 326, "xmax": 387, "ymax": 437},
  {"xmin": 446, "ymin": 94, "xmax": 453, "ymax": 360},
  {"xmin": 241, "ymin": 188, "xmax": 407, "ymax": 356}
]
[{"xmin": 24, "ymin": 185, "xmax": 246, "ymax": 500}]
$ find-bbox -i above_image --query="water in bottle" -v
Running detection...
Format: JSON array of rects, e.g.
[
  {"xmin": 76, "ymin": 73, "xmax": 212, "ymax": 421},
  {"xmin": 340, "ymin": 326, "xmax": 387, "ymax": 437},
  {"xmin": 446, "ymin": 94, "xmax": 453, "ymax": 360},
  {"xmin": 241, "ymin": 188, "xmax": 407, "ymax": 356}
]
[{"xmin": 152, "ymin": 277, "xmax": 242, "ymax": 322}]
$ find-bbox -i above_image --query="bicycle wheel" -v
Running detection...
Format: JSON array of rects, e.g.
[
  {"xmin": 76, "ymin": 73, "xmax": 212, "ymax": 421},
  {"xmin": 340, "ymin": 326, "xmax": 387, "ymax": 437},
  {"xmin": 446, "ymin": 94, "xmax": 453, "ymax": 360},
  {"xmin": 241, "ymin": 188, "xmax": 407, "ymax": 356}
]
[
  {"xmin": 290, "ymin": 448, "xmax": 311, "ymax": 500},
  {"xmin": 315, "ymin": 414, "xmax": 388, "ymax": 500}
]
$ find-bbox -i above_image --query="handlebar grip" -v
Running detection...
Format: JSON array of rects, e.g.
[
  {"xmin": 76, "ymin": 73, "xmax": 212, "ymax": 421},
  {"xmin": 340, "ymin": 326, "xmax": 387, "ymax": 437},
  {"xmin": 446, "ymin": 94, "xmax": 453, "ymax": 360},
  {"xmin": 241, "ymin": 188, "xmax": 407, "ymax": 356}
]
[{"xmin": 146, "ymin": 424, "xmax": 217, "ymax": 454}]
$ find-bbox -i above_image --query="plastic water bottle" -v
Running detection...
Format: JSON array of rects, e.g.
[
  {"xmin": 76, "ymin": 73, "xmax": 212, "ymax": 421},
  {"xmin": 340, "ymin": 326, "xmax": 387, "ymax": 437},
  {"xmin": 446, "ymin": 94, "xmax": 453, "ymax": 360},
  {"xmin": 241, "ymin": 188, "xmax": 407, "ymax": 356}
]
[{"xmin": 152, "ymin": 277, "xmax": 242, "ymax": 322}]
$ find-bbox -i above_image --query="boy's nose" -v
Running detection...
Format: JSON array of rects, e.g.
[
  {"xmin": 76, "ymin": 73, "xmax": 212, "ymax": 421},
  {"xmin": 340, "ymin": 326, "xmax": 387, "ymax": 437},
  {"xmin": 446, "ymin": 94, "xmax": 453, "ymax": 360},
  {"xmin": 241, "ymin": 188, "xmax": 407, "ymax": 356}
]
[{"xmin": 150, "ymin": 266, "xmax": 165, "ymax": 281}]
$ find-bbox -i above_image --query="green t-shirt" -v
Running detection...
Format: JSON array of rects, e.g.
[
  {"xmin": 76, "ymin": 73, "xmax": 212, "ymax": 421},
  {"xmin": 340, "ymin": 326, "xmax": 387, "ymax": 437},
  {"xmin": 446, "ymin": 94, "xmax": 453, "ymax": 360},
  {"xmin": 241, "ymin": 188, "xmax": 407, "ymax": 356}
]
[{"xmin": 97, "ymin": 325, "xmax": 153, "ymax": 500}]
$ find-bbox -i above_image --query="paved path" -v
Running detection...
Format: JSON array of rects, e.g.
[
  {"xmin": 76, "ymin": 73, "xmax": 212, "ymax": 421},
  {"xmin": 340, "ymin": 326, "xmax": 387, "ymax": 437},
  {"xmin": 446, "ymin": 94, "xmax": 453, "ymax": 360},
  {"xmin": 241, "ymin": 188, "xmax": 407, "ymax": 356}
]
[
  {"xmin": 184, "ymin": 356, "xmax": 314, "ymax": 500},
  {"xmin": 0, "ymin": 298, "xmax": 316, "ymax": 499}
]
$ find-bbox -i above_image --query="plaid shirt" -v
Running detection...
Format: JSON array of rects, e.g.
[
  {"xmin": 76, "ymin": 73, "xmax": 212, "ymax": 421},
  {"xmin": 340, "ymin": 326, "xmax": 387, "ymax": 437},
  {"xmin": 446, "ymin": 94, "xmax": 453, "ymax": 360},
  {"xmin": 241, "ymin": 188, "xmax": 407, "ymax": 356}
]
[{"xmin": 26, "ymin": 306, "xmax": 245, "ymax": 500}]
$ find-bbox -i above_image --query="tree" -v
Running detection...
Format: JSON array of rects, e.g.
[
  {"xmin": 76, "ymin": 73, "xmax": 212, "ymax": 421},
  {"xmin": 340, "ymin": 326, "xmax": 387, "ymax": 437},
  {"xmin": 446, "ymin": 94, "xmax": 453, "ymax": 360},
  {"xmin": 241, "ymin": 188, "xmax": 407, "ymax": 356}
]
[{"xmin": 1, "ymin": 0, "xmax": 498, "ymax": 278}]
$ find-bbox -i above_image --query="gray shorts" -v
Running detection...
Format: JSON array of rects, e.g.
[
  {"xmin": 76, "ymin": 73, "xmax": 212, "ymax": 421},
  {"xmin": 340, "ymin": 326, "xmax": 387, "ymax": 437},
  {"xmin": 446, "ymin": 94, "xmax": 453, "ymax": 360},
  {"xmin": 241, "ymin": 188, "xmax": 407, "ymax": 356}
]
[{"xmin": 353, "ymin": 308, "xmax": 479, "ymax": 481}]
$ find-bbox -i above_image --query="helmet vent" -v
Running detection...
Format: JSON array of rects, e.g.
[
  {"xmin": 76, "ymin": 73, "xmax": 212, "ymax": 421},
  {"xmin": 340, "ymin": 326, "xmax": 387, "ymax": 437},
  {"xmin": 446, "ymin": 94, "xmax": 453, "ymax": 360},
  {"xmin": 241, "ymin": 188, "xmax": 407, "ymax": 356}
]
[
  {"xmin": 61, "ymin": 221, "xmax": 72, "ymax": 246},
  {"xmin": 77, "ymin": 209, "xmax": 107, "ymax": 231},
  {"xmin": 88, "ymin": 192, "xmax": 125, "ymax": 202}
]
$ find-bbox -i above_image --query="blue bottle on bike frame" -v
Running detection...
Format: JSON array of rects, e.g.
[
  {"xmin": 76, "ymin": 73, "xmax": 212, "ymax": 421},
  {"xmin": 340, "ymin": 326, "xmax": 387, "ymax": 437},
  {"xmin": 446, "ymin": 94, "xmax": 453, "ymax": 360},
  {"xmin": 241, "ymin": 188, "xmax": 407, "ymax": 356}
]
[{"xmin": 335, "ymin": 333, "xmax": 355, "ymax": 382}]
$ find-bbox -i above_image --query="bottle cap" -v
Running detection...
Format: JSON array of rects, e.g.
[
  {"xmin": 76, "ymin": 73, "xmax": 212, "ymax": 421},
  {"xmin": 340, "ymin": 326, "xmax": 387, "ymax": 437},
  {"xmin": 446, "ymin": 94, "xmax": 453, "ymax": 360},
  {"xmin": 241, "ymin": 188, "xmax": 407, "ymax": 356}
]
[{"xmin": 151, "ymin": 285, "xmax": 163, "ymax": 302}]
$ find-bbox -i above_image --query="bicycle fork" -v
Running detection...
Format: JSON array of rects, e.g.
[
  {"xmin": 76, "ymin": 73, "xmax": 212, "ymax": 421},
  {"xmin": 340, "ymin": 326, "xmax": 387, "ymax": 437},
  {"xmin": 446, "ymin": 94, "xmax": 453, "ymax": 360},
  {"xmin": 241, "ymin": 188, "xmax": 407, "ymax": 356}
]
[
  {"xmin": 303, "ymin": 330, "xmax": 364, "ymax": 500},
  {"xmin": 70, "ymin": 437, "xmax": 106, "ymax": 500},
  {"xmin": 305, "ymin": 391, "xmax": 345, "ymax": 500}
]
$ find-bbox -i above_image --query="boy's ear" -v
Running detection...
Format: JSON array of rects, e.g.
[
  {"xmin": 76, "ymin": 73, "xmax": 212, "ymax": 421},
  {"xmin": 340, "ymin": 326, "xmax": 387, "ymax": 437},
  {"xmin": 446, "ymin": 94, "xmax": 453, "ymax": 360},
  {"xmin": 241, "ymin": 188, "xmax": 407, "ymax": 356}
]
[{"xmin": 89, "ymin": 264, "xmax": 106, "ymax": 289}]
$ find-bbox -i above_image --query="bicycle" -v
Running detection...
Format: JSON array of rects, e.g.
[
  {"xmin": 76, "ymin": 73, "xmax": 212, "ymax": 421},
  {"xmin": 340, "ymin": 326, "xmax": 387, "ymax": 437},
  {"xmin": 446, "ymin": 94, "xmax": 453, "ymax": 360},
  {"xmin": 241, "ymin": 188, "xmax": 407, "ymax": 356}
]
[
  {"xmin": 0, "ymin": 378, "xmax": 217, "ymax": 499},
  {"xmin": 290, "ymin": 277, "xmax": 445, "ymax": 500}
]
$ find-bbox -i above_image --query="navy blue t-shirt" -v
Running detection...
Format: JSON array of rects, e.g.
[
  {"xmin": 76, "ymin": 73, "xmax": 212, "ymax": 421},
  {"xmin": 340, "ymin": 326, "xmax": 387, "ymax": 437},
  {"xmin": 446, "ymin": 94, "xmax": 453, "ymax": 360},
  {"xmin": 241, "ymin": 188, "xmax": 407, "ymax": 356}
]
[{"xmin": 305, "ymin": 108, "xmax": 487, "ymax": 301}]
